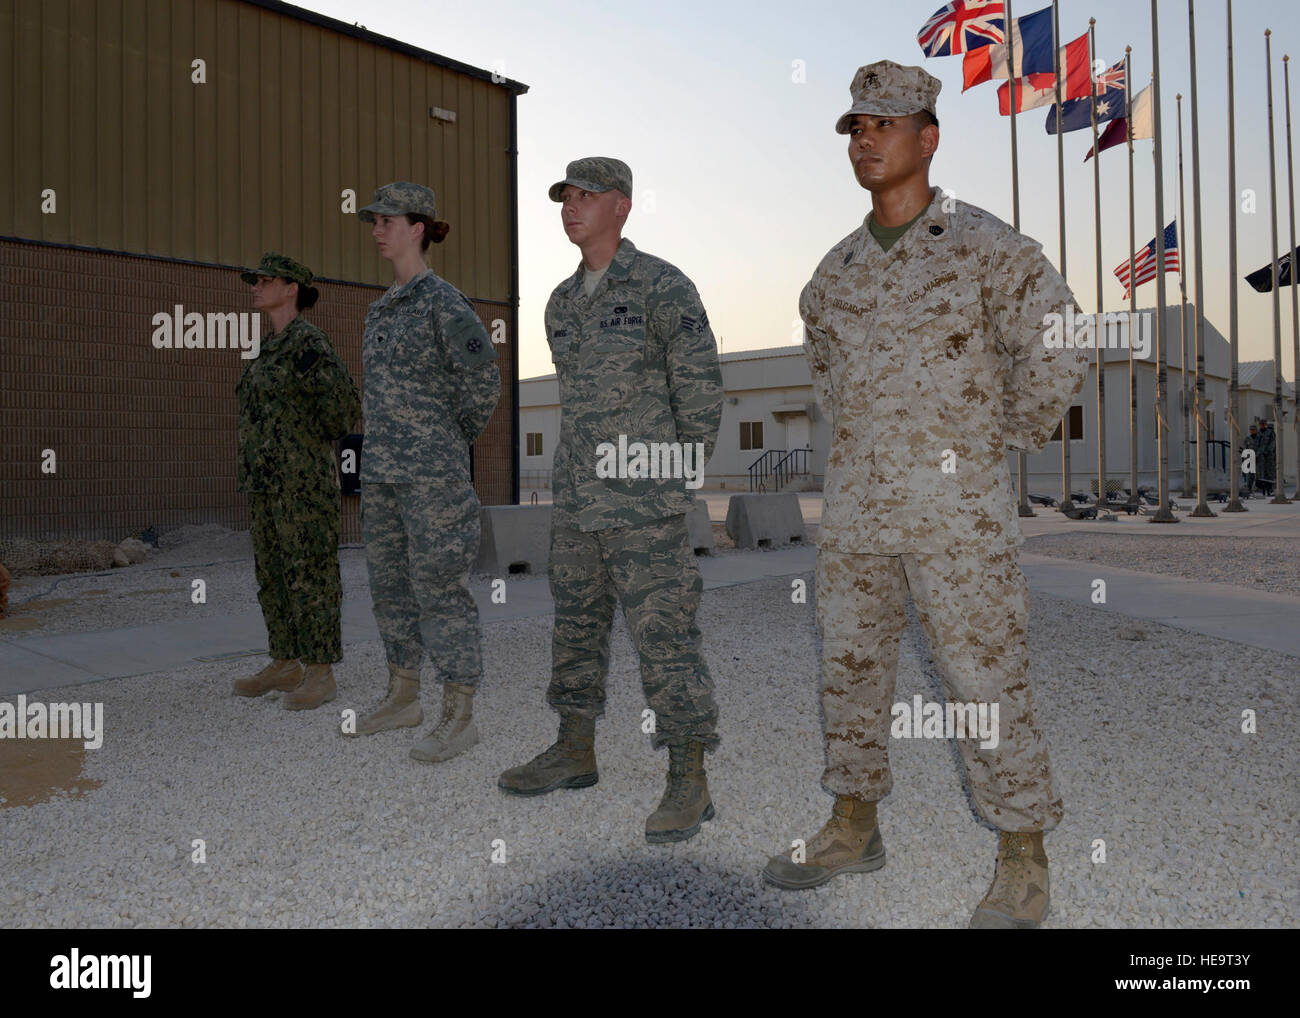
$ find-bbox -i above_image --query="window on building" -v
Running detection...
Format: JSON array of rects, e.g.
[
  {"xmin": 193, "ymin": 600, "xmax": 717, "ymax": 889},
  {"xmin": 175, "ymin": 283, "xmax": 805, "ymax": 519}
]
[
  {"xmin": 526, "ymin": 432, "xmax": 543, "ymax": 457},
  {"xmin": 739, "ymin": 421, "xmax": 764, "ymax": 450},
  {"xmin": 1048, "ymin": 406, "xmax": 1084, "ymax": 442}
]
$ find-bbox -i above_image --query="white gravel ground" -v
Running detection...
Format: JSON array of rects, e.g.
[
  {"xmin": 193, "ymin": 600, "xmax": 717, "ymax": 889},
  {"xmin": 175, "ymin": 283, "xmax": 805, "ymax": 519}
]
[
  {"xmin": 1024, "ymin": 534, "xmax": 1300, "ymax": 597},
  {"xmin": 2, "ymin": 574, "xmax": 1295, "ymax": 928}
]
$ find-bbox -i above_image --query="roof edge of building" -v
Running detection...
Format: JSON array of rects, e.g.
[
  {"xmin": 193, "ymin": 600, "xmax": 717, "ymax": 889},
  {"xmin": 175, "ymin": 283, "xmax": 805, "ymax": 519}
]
[{"xmin": 243, "ymin": 0, "xmax": 530, "ymax": 95}]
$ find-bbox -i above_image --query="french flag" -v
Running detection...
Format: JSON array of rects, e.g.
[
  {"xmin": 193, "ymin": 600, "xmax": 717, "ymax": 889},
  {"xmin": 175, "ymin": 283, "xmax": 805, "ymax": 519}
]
[{"xmin": 963, "ymin": 5, "xmax": 1055, "ymax": 91}]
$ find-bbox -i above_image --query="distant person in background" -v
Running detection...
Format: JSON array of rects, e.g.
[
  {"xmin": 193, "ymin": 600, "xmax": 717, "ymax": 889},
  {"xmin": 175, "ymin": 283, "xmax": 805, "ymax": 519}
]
[
  {"xmin": 233, "ymin": 253, "xmax": 361, "ymax": 708},
  {"xmin": 1258, "ymin": 420, "xmax": 1277, "ymax": 496}
]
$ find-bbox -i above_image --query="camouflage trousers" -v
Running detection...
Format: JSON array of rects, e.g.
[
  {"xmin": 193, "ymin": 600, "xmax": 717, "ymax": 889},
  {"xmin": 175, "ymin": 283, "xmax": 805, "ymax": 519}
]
[
  {"xmin": 362, "ymin": 480, "xmax": 483, "ymax": 685},
  {"xmin": 248, "ymin": 488, "xmax": 343, "ymax": 664},
  {"xmin": 817, "ymin": 547, "xmax": 1063, "ymax": 832},
  {"xmin": 548, "ymin": 514, "xmax": 719, "ymax": 750}
]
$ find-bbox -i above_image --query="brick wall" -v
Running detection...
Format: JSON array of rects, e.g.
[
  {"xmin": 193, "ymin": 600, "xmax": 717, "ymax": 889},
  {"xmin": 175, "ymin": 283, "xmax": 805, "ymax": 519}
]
[{"xmin": 0, "ymin": 239, "xmax": 516, "ymax": 544}]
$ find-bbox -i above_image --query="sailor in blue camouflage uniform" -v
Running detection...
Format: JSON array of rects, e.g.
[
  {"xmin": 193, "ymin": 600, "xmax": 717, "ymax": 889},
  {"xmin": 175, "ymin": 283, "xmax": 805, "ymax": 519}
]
[
  {"xmin": 345, "ymin": 182, "xmax": 501, "ymax": 764},
  {"xmin": 497, "ymin": 158, "xmax": 725, "ymax": 845},
  {"xmin": 233, "ymin": 253, "xmax": 361, "ymax": 710}
]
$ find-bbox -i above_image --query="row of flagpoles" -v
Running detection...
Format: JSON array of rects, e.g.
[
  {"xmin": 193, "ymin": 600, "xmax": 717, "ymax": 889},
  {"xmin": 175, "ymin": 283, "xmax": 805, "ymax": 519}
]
[{"xmin": 917, "ymin": 0, "xmax": 1300, "ymax": 518}]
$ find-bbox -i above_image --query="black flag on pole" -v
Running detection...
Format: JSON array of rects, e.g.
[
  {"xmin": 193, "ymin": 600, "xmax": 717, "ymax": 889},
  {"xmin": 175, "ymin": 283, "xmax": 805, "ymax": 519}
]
[{"xmin": 1245, "ymin": 246, "xmax": 1300, "ymax": 291}]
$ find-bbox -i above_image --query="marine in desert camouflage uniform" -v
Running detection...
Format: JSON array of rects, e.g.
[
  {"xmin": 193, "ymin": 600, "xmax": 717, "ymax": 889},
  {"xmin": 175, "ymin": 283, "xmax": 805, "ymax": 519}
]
[
  {"xmin": 346, "ymin": 182, "xmax": 500, "ymax": 764},
  {"xmin": 497, "ymin": 158, "xmax": 724, "ymax": 845},
  {"xmin": 759, "ymin": 61, "xmax": 1089, "ymax": 929},
  {"xmin": 233, "ymin": 253, "xmax": 361, "ymax": 709}
]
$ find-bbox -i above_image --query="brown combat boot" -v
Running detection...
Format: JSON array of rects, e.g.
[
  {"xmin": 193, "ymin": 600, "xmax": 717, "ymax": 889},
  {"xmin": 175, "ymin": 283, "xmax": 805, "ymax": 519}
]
[
  {"xmin": 969, "ymin": 830, "xmax": 1050, "ymax": 929},
  {"xmin": 283, "ymin": 662, "xmax": 337, "ymax": 711},
  {"xmin": 346, "ymin": 662, "xmax": 422, "ymax": 736},
  {"xmin": 233, "ymin": 658, "xmax": 302, "ymax": 697},
  {"xmin": 409, "ymin": 682, "xmax": 478, "ymax": 763},
  {"xmin": 645, "ymin": 740, "xmax": 714, "ymax": 844},
  {"xmin": 762, "ymin": 794, "xmax": 886, "ymax": 889},
  {"xmin": 497, "ymin": 714, "xmax": 597, "ymax": 796}
]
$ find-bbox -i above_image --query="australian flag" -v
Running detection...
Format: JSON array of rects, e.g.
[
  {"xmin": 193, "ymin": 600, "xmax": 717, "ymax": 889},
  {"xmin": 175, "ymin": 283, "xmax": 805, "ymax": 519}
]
[
  {"xmin": 917, "ymin": 1, "xmax": 1005, "ymax": 57},
  {"xmin": 1246, "ymin": 247, "xmax": 1300, "ymax": 291},
  {"xmin": 1046, "ymin": 59, "xmax": 1126, "ymax": 134}
]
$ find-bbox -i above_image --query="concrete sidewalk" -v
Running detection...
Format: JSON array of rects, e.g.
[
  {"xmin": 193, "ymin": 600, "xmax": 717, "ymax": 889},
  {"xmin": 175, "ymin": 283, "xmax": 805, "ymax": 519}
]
[{"xmin": 3, "ymin": 539, "xmax": 1297, "ymax": 696}]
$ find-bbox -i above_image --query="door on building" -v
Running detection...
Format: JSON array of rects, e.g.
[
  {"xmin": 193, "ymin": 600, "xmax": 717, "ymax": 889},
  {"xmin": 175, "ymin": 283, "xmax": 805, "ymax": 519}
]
[{"xmin": 787, "ymin": 414, "xmax": 810, "ymax": 451}]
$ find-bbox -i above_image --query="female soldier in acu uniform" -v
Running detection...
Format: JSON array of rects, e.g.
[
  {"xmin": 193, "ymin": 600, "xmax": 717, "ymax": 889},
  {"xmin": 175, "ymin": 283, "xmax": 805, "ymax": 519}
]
[{"xmin": 346, "ymin": 183, "xmax": 500, "ymax": 764}]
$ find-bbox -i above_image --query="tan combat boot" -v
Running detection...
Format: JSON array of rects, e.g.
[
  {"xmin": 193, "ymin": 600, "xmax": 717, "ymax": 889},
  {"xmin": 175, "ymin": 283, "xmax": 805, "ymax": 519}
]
[
  {"xmin": 233, "ymin": 658, "xmax": 302, "ymax": 698},
  {"xmin": 497, "ymin": 714, "xmax": 597, "ymax": 796},
  {"xmin": 409, "ymin": 682, "xmax": 478, "ymax": 763},
  {"xmin": 762, "ymin": 794, "xmax": 886, "ymax": 889},
  {"xmin": 645, "ymin": 740, "xmax": 715, "ymax": 844},
  {"xmin": 346, "ymin": 662, "xmax": 423, "ymax": 736},
  {"xmin": 969, "ymin": 830, "xmax": 1050, "ymax": 929},
  {"xmin": 283, "ymin": 662, "xmax": 337, "ymax": 711}
]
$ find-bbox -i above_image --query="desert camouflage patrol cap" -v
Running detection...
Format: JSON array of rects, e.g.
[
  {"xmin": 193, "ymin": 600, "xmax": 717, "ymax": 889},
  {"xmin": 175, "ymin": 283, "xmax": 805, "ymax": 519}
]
[
  {"xmin": 359, "ymin": 181, "xmax": 441, "ymax": 223},
  {"xmin": 240, "ymin": 252, "xmax": 314, "ymax": 286},
  {"xmin": 548, "ymin": 157, "xmax": 633, "ymax": 201},
  {"xmin": 835, "ymin": 59, "xmax": 941, "ymax": 133}
]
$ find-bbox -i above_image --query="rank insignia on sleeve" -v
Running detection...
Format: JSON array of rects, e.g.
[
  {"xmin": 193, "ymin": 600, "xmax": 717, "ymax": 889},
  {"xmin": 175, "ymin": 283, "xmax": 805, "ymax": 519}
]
[
  {"xmin": 467, "ymin": 337, "xmax": 482, "ymax": 354},
  {"xmin": 681, "ymin": 311, "xmax": 708, "ymax": 334},
  {"xmin": 929, "ymin": 224, "xmax": 944, "ymax": 235},
  {"xmin": 296, "ymin": 349, "xmax": 320, "ymax": 372}
]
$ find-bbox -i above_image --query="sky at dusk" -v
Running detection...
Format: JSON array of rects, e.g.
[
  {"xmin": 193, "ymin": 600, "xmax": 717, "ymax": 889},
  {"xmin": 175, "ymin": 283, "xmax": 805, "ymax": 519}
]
[{"xmin": 296, "ymin": 0, "xmax": 1300, "ymax": 381}]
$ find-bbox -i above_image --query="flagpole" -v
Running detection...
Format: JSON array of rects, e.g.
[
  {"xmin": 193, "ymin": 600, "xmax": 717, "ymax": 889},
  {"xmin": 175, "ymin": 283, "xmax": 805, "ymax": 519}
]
[
  {"xmin": 1126, "ymin": 51, "xmax": 1140, "ymax": 509},
  {"xmin": 1187, "ymin": 0, "xmax": 1214, "ymax": 515},
  {"xmin": 1224, "ymin": 0, "xmax": 1245, "ymax": 512},
  {"xmin": 1286, "ymin": 54, "xmax": 1299, "ymax": 499},
  {"xmin": 1263, "ymin": 34, "xmax": 1294, "ymax": 504},
  {"xmin": 1268, "ymin": 32, "xmax": 1289, "ymax": 504},
  {"xmin": 1088, "ymin": 19, "xmax": 1111, "ymax": 513},
  {"xmin": 1177, "ymin": 93, "xmax": 1192, "ymax": 498},
  {"xmin": 1007, "ymin": 0, "xmax": 1034, "ymax": 517},
  {"xmin": 1055, "ymin": 0, "xmax": 1075, "ymax": 512},
  {"xmin": 1149, "ymin": 0, "xmax": 1177, "ymax": 522}
]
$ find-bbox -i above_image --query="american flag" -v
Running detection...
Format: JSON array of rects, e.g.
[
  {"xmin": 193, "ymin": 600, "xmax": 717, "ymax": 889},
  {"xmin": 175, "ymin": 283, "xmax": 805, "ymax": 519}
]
[
  {"xmin": 917, "ymin": 1, "xmax": 1006, "ymax": 57},
  {"xmin": 1114, "ymin": 222, "xmax": 1179, "ymax": 298}
]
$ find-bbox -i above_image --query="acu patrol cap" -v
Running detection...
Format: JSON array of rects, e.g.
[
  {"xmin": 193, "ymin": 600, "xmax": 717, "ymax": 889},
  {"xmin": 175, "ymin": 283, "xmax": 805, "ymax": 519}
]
[
  {"xmin": 358, "ymin": 181, "xmax": 449, "ymax": 231},
  {"xmin": 548, "ymin": 157, "xmax": 633, "ymax": 201},
  {"xmin": 240, "ymin": 252, "xmax": 314, "ymax": 286},
  {"xmin": 835, "ymin": 59, "xmax": 942, "ymax": 134}
]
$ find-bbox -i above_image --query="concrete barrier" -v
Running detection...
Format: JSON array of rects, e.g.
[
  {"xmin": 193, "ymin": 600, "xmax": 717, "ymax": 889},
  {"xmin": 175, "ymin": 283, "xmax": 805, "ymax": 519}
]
[
  {"xmin": 725, "ymin": 493, "xmax": 806, "ymax": 550},
  {"xmin": 476, "ymin": 505, "xmax": 552, "ymax": 576},
  {"xmin": 686, "ymin": 498, "xmax": 715, "ymax": 555}
]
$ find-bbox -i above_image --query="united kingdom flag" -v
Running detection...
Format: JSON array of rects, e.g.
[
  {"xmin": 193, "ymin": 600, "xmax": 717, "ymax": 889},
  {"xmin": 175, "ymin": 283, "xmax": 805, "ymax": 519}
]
[
  {"xmin": 1092, "ymin": 61, "xmax": 1127, "ymax": 92},
  {"xmin": 917, "ymin": 1, "xmax": 1006, "ymax": 57}
]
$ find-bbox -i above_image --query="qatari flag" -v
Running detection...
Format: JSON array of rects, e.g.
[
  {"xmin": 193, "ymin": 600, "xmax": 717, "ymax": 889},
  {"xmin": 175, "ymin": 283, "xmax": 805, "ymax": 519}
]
[{"xmin": 1085, "ymin": 83, "xmax": 1154, "ymax": 160}]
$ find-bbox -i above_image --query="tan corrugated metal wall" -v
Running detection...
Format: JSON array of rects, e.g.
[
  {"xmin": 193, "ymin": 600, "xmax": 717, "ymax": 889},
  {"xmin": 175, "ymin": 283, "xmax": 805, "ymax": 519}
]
[{"xmin": 0, "ymin": 0, "xmax": 513, "ymax": 301}]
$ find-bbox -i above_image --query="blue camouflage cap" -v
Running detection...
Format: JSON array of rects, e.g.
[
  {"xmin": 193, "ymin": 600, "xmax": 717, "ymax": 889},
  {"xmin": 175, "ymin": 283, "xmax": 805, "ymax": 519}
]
[{"xmin": 548, "ymin": 157, "xmax": 633, "ymax": 201}]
